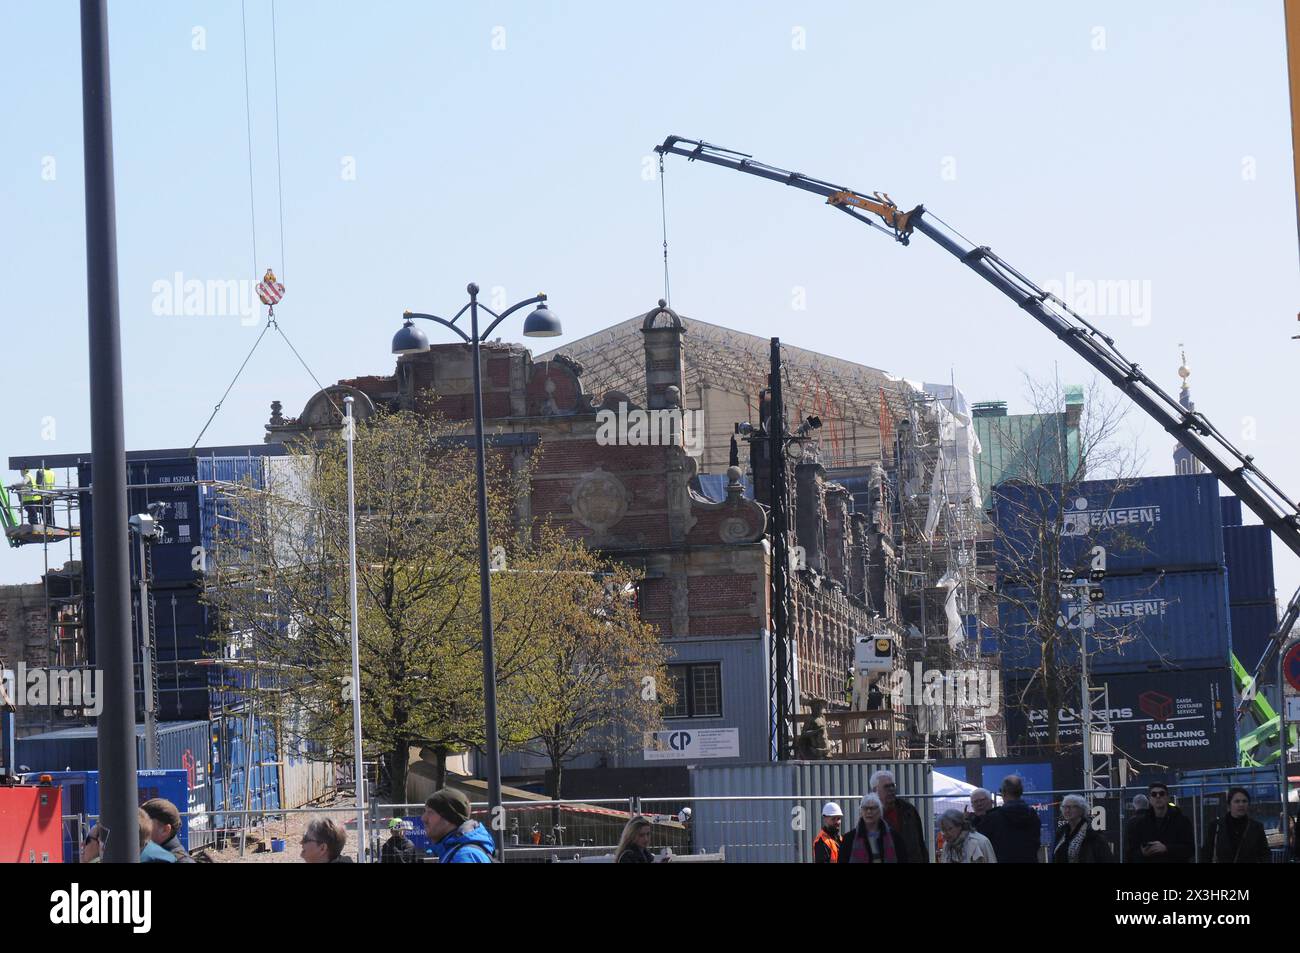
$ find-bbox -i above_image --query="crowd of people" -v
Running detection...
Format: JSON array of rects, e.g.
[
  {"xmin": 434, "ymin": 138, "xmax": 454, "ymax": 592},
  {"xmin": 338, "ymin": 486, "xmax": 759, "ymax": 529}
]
[
  {"xmin": 801, "ymin": 774, "xmax": 1279, "ymax": 864},
  {"xmin": 83, "ymin": 778, "xmax": 1285, "ymax": 864}
]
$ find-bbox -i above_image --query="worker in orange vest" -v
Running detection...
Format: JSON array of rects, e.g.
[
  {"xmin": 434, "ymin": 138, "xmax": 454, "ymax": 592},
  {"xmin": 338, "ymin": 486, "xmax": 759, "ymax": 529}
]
[{"xmin": 813, "ymin": 802, "xmax": 844, "ymax": 863}]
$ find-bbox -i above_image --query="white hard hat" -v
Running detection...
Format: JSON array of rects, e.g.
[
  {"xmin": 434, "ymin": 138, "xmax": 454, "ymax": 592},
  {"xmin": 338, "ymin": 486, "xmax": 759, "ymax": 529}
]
[{"xmin": 821, "ymin": 802, "xmax": 843, "ymax": 818}]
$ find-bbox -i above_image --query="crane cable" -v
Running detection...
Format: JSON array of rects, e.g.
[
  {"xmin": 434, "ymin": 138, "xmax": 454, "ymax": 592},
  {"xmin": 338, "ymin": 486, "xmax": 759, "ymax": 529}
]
[
  {"xmin": 192, "ymin": 0, "xmax": 338, "ymax": 450},
  {"xmin": 659, "ymin": 153, "xmax": 671, "ymax": 308}
]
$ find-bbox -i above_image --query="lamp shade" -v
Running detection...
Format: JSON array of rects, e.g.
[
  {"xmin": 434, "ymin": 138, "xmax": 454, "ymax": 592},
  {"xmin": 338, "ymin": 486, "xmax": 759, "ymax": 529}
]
[
  {"xmin": 392, "ymin": 319, "xmax": 430, "ymax": 355},
  {"xmin": 521, "ymin": 303, "xmax": 562, "ymax": 338}
]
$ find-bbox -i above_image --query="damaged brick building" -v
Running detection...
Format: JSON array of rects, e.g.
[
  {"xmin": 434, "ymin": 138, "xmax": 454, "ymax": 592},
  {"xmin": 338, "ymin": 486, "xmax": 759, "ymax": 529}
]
[{"xmin": 265, "ymin": 301, "xmax": 908, "ymax": 776}]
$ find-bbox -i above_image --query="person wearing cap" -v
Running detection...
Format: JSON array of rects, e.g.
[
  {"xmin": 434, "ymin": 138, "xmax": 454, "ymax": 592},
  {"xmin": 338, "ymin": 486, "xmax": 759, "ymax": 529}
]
[
  {"xmin": 381, "ymin": 817, "xmax": 419, "ymax": 863},
  {"xmin": 141, "ymin": 797, "xmax": 195, "ymax": 863},
  {"xmin": 813, "ymin": 802, "xmax": 844, "ymax": 863},
  {"xmin": 422, "ymin": 787, "xmax": 496, "ymax": 863}
]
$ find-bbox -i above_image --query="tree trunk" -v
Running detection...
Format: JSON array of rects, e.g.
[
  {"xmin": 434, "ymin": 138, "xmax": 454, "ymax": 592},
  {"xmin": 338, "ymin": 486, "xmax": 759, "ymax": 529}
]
[
  {"xmin": 389, "ymin": 741, "xmax": 409, "ymax": 807},
  {"xmin": 549, "ymin": 758, "xmax": 563, "ymax": 840},
  {"xmin": 434, "ymin": 745, "xmax": 448, "ymax": 790}
]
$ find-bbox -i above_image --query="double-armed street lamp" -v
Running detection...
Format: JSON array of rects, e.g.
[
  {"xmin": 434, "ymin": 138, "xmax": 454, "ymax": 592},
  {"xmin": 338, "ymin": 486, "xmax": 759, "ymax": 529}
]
[{"xmin": 392, "ymin": 283, "xmax": 561, "ymax": 857}]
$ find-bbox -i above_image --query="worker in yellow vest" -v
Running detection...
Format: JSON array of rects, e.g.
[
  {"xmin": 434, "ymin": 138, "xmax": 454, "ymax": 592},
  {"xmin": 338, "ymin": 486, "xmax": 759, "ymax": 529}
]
[
  {"xmin": 38, "ymin": 467, "xmax": 56, "ymax": 527},
  {"xmin": 813, "ymin": 802, "xmax": 844, "ymax": 863},
  {"xmin": 19, "ymin": 469, "xmax": 41, "ymax": 525}
]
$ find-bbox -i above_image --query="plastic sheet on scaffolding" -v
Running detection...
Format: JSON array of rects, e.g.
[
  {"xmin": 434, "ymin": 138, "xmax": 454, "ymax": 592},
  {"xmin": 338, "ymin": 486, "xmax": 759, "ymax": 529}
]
[
  {"xmin": 936, "ymin": 569, "xmax": 964, "ymax": 650},
  {"xmin": 918, "ymin": 382, "xmax": 983, "ymax": 539}
]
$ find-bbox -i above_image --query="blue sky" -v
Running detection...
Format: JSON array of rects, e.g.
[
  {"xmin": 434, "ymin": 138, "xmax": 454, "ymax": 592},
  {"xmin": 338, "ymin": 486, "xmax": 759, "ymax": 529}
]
[{"xmin": 2, "ymin": 1, "xmax": 1297, "ymax": 599}]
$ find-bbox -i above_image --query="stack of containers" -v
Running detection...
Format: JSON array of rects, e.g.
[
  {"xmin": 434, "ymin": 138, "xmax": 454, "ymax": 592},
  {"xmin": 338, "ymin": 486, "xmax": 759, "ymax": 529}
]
[
  {"xmin": 79, "ymin": 447, "xmax": 280, "ymax": 723},
  {"xmin": 1219, "ymin": 495, "xmax": 1278, "ymax": 675},
  {"xmin": 993, "ymin": 473, "xmax": 1237, "ymax": 771}
]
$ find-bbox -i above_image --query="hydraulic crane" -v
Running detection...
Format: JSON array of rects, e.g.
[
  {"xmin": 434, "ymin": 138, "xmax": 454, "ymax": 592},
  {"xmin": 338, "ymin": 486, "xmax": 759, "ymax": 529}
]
[{"xmin": 655, "ymin": 135, "xmax": 1300, "ymax": 755}]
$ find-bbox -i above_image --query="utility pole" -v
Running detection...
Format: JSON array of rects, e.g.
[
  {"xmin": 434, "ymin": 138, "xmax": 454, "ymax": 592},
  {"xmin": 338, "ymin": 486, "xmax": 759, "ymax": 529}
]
[
  {"xmin": 81, "ymin": 0, "xmax": 139, "ymax": 862},
  {"xmin": 769, "ymin": 338, "xmax": 793, "ymax": 761}
]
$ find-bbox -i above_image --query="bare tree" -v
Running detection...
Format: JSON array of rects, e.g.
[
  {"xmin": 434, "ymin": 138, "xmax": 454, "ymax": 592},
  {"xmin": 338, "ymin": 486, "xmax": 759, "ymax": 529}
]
[
  {"xmin": 979, "ymin": 375, "xmax": 1148, "ymax": 752},
  {"xmin": 203, "ymin": 408, "xmax": 531, "ymax": 801}
]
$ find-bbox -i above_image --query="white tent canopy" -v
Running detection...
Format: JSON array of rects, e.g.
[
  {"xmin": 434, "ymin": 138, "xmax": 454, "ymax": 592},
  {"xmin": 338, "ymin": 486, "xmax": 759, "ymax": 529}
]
[{"xmin": 932, "ymin": 770, "xmax": 981, "ymax": 817}]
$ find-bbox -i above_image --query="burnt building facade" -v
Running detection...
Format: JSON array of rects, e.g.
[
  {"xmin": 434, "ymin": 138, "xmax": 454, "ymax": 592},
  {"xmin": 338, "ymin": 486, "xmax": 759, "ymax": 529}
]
[{"xmin": 266, "ymin": 302, "xmax": 899, "ymax": 776}]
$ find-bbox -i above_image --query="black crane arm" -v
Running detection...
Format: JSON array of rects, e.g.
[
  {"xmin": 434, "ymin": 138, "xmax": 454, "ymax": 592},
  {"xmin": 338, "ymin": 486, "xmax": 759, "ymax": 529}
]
[{"xmin": 655, "ymin": 135, "xmax": 1300, "ymax": 563}]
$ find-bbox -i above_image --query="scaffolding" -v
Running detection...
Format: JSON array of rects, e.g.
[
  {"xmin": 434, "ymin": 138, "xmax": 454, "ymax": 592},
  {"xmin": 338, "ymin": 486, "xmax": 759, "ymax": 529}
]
[{"xmin": 891, "ymin": 385, "xmax": 1000, "ymax": 758}]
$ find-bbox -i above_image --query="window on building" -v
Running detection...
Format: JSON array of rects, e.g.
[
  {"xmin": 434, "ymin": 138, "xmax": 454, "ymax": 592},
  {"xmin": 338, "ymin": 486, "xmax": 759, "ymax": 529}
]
[{"xmin": 665, "ymin": 663, "xmax": 722, "ymax": 719}]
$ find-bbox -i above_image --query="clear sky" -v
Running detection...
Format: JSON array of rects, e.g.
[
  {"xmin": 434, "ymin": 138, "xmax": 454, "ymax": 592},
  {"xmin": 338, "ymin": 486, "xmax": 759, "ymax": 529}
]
[{"xmin": 2, "ymin": 1, "xmax": 1297, "ymax": 603}]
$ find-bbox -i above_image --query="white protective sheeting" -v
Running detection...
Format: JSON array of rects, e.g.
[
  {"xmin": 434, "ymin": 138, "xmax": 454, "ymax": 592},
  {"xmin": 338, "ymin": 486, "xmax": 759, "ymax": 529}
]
[{"xmin": 918, "ymin": 382, "xmax": 983, "ymax": 539}]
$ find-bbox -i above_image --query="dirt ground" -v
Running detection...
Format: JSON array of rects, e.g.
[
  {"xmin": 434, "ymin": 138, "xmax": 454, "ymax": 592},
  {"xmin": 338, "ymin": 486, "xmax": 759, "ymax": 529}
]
[{"xmin": 201, "ymin": 789, "xmax": 370, "ymax": 864}]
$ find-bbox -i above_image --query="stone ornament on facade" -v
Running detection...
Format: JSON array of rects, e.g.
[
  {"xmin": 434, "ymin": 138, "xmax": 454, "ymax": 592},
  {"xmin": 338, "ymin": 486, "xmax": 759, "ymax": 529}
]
[
  {"xmin": 719, "ymin": 516, "xmax": 752, "ymax": 544},
  {"xmin": 569, "ymin": 468, "xmax": 629, "ymax": 534}
]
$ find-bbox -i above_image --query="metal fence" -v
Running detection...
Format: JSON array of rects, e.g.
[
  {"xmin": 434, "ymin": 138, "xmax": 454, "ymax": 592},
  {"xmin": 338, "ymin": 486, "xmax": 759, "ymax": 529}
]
[{"xmin": 55, "ymin": 780, "xmax": 1294, "ymax": 863}]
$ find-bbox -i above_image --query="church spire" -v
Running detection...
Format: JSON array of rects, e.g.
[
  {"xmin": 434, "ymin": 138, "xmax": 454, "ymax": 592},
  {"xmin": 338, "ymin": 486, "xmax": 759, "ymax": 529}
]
[{"xmin": 1173, "ymin": 344, "xmax": 1204, "ymax": 475}]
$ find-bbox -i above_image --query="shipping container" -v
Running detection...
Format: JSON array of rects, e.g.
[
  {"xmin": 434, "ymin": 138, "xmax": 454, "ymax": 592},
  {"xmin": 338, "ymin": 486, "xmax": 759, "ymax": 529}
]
[
  {"xmin": 80, "ymin": 448, "xmax": 282, "ymax": 631},
  {"xmin": 1220, "ymin": 495, "xmax": 1243, "ymax": 527},
  {"xmin": 22, "ymin": 769, "xmax": 198, "ymax": 861},
  {"xmin": 14, "ymin": 721, "xmax": 210, "ymax": 823},
  {"xmin": 1004, "ymin": 667, "xmax": 1236, "ymax": 771},
  {"xmin": 1223, "ymin": 525, "xmax": 1276, "ymax": 605},
  {"xmin": 993, "ymin": 473, "xmax": 1223, "ymax": 577},
  {"xmin": 1229, "ymin": 602, "xmax": 1279, "ymax": 671},
  {"xmin": 998, "ymin": 569, "xmax": 1232, "ymax": 674},
  {"xmin": 688, "ymin": 760, "xmax": 931, "ymax": 863},
  {"xmin": 210, "ymin": 709, "xmax": 281, "ymax": 831}
]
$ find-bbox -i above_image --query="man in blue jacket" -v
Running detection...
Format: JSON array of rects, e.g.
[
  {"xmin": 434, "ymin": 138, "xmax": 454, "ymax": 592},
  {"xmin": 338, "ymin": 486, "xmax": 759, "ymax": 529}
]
[{"xmin": 422, "ymin": 788, "xmax": 496, "ymax": 863}]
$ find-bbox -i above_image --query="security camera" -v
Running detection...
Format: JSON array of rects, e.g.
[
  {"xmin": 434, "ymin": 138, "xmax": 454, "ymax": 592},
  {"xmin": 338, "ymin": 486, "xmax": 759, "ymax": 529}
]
[{"xmin": 129, "ymin": 512, "xmax": 164, "ymax": 539}]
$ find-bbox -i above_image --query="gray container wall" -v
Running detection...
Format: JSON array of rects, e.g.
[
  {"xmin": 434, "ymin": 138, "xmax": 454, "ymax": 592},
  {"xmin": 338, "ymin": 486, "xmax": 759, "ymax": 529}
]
[
  {"xmin": 689, "ymin": 760, "xmax": 931, "ymax": 863},
  {"xmin": 789, "ymin": 760, "xmax": 933, "ymax": 863},
  {"xmin": 1223, "ymin": 525, "xmax": 1276, "ymax": 605},
  {"xmin": 994, "ymin": 473, "xmax": 1224, "ymax": 577},
  {"xmin": 281, "ymin": 753, "xmax": 335, "ymax": 809},
  {"xmin": 633, "ymin": 636, "xmax": 771, "ymax": 768},
  {"xmin": 502, "ymin": 635, "xmax": 771, "ymax": 779},
  {"xmin": 688, "ymin": 763, "xmax": 796, "ymax": 862},
  {"xmin": 998, "ymin": 569, "xmax": 1232, "ymax": 674}
]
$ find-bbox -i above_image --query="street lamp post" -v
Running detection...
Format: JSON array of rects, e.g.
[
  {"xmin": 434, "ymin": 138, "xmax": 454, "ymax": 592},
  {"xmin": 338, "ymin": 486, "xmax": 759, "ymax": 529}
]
[
  {"xmin": 344, "ymin": 395, "xmax": 366, "ymax": 862},
  {"xmin": 392, "ymin": 283, "xmax": 560, "ymax": 858}
]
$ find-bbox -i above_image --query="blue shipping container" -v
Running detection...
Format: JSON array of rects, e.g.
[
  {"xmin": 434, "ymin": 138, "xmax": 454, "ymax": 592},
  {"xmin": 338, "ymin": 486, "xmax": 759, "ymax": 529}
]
[
  {"xmin": 1229, "ymin": 603, "xmax": 1279, "ymax": 671},
  {"xmin": 15, "ymin": 722, "xmax": 210, "ymax": 845},
  {"xmin": 210, "ymin": 710, "xmax": 281, "ymax": 830},
  {"xmin": 998, "ymin": 569, "xmax": 1232, "ymax": 674},
  {"xmin": 1223, "ymin": 525, "xmax": 1275, "ymax": 605},
  {"xmin": 1005, "ymin": 667, "xmax": 1236, "ymax": 771},
  {"xmin": 1221, "ymin": 496, "xmax": 1243, "ymax": 527},
  {"xmin": 22, "ymin": 769, "xmax": 196, "ymax": 862},
  {"xmin": 994, "ymin": 473, "xmax": 1223, "ymax": 577}
]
